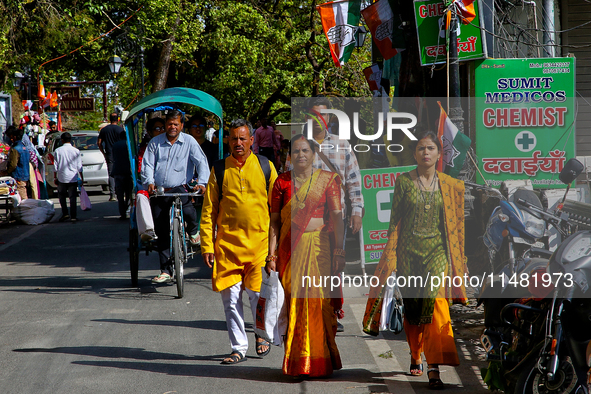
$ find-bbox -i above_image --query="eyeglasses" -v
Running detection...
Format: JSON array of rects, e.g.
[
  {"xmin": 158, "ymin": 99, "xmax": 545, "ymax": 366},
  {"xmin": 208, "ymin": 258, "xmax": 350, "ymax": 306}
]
[
  {"xmin": 190, "ymin": 124, "xmax": 206, "ymax": 128},
  {"xmin": 153, "ymin": 127, "xmax": 163, "ymax": 131}
]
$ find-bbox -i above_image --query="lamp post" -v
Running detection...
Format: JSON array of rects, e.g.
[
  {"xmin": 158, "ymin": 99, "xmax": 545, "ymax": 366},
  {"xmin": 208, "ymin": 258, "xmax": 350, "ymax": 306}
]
[
  {"xmin": 108, "ymin": 55, "xmax": 124, "ymax": 79},
  {"xmin": 355, "ymin": 26, "xmax": 367, "ymax": 47},
  {"xmin": 108, "ymin": 55, "xmax": 124, "ymax": 116}
]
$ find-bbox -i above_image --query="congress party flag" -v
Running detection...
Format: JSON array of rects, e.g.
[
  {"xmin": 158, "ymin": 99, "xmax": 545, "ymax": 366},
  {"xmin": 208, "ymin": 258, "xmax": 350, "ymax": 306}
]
[
  {"xmin": 363, "ymin": 63, "xmax": 382, "ymax": 93},
  {"xmin": 445, "ymin": 0, "xmax": 476, "ymax": 29},
  {"xmin": 437, "ymin": 102, "xmax": 471, "ymax": 178},
  {"xmin": 317, "ymin": 0, "xmax": 362, "ymax": 67},
  {"xmin": 361, "ymin": 0, "xmax": 401, "ymax": 60}
]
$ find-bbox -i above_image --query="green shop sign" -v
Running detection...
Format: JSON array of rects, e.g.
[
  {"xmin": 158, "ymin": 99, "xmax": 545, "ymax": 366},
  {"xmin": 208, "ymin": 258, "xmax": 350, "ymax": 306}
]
[
  {"xmin": 360, "ymin": 166, "xmax": 416, "ymax": 265},
  {"xmin": 475, "ymin": 58, "xmax": 576, "ymax": 188},
  {"xmin": 413, "ymin": 0, "xmax": 486, "ymax": 66}
]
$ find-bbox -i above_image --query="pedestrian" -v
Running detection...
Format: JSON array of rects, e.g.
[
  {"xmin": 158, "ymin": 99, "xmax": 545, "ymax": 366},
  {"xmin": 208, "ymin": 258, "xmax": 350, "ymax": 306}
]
[
  {"xmin": 5, "ymin": 126, "xmax": 30, "ymax": 201},
  {"xmin": 98, "ymin": 113, "xmax": 124, "ymax": 201},
  {"xmin": 270, "ymin": 120, "xmax": 284, "ymax": 169},
  {"xmin": 205, "ymin": 121, "xmax": 216, "ymax": 142},
  {"xmin": 200, "ymin": 119, "xmax": 278, "ymax": 365},
  {"xmin": 253, "ymin": 117, "xmax": 279, "ymax": 163},
  {"xmin": 135, "ymin": 117, "xmax": 165, "ymax": 241},
  {"xmin": 111, "ymin": 131, "xmax": 132, "ymax": 220},
  {"xmin": 141, "ymin": 109, "xmax": 209, "ymax": 284},
  {"xmin": 187, "ymin": 114, "xmax": 218, "ymax": 169},
  {"xmin": 265, "ymin": 135, "xmax": 344, "ymax": 377},
  {"xmin": 305, "ymin": 96, "xmax": 365, "ymax": 332},
  {"xmin": 53, "ymin": 132, "xmax": 83, "ymax": 223},
  {"xmin": 44, "ymin": 121, "xmax": 58, "ymax": 146},
  {"xmin": 363, "ymin": 130, "xmax": 467, "ymax": 390},
  {"xmin": 186, "ymin": 114, "xmax": 219, "ymax": 246}
]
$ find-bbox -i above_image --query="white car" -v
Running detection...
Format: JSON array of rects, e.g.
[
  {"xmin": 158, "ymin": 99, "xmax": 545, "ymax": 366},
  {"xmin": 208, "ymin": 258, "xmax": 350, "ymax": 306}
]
[{"xmin": 44, "ymin": 131, "xmax": 109, "ymax": 195}]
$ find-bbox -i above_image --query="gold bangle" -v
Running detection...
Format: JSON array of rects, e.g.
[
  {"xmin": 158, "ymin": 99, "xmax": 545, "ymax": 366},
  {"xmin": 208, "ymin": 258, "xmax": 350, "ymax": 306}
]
[
  {"xmin": 333, "ymin": 248, "xmax": 346, "ymax": 257},
  {"xmin": 265, "ymin": 255, "xmax": 277, "ymax": 263}
]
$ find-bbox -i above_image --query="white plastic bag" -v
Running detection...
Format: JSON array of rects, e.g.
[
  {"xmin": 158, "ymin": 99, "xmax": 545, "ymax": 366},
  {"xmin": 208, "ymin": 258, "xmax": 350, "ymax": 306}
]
[
  {"xmin": 379, "ymin": 272, "xmax": 396, "ymax": 331},
  {"xmin": 12, "ymin": 199, "xmax": 55, "ymax": 225},
  {"xmin": 79, "ymin": 186, "xmax": 91, "ymax": 211},
  {"xmin": 254, "ymin": 268, "xmax": 287, "ymax": 346},
  {"xmin": 135, "ymin": 192, "xmax": 154, "ymax": 235}
]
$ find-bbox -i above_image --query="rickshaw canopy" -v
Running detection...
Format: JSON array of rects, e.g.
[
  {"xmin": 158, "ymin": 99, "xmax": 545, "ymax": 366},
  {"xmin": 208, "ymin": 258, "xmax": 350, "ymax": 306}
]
[{"xmin": 125, "ymin": 87, "xmax": 223, "ymax": 123}]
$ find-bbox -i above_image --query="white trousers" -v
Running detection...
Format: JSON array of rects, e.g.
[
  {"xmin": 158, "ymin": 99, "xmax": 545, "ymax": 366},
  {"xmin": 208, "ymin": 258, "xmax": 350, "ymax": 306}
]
[{"xmin": 220, "ymin": 281, "xmax": 259, "ymax": 356}]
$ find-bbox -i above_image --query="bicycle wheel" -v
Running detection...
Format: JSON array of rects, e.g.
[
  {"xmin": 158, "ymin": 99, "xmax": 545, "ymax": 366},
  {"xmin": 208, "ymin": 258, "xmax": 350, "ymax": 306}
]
[
  {"xmin": 173, "ymin": 216, "xmax": 185, "ymax": 298},
  {"xmin": 129, "ymin": 227, "xmax": 139, "ymax": 287}
]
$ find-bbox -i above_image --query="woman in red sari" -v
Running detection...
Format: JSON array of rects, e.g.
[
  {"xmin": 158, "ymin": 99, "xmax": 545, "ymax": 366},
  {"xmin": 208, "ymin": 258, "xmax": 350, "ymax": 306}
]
[{"xmin": 265, "ymin": 135, "xmax": 344, "ymax": 377}]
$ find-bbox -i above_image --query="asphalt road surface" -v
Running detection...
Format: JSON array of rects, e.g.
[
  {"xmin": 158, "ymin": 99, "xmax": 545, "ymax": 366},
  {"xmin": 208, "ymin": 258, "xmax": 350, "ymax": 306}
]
[{"xmin": 0, "ymin": 188, "xmax": 490, "ymax": 393}]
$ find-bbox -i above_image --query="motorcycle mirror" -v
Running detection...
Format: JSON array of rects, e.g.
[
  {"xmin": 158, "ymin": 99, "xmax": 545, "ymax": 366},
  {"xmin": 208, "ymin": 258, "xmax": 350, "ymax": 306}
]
[{"xmin": 559, "ymin": 158, "xmax": 584, "ymax": 184}]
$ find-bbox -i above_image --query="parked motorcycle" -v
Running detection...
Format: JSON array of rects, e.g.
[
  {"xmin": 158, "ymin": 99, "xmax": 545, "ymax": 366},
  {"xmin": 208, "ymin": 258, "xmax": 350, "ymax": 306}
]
[{"xmin": 471, "ymin": 159, "xmax": 590, "ymax": 394}]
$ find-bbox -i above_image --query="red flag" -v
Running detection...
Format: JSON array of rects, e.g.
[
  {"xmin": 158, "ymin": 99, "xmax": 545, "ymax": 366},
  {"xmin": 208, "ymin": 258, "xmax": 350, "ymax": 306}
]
[
  {"xmin": 361, "ymin": 0, "xmax": 399, "ymax": 60},
  {"xmin": 363, "ymin": 64, "xmax": 382, "ymax": 92}
]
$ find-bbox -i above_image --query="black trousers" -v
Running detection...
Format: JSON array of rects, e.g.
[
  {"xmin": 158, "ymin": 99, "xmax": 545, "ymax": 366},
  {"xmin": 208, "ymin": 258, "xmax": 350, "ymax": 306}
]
[
  {"xmin": 114, "ymin": 175, "xmax": 132, "ymax": 217},
  {"xmin": 105, "ymin": 156, "xmax": 116, "ymax": 197},
  {"xmin": 150, "ymin": 185, "xmax": 198, "ymax": 275},
  {"xmin": 258, "ymin": 146, "xmax": 275, "ymax": 163},
  {"xmin": 58, "ymin": 182, "xmax": 78, "ymax": 219}
]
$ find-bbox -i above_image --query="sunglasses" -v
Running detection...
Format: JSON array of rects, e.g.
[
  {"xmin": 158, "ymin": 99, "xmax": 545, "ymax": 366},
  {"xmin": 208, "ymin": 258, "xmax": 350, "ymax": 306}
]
[{"xmin": 190, "ymin": 124, "xmax": 206, "ymax": 128}]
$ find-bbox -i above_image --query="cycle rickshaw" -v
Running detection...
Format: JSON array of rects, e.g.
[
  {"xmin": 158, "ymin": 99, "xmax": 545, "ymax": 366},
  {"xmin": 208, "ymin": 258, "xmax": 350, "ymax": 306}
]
[{"xmin": 124, "ymin": 87, "xmax": 223, "ymax": 297}]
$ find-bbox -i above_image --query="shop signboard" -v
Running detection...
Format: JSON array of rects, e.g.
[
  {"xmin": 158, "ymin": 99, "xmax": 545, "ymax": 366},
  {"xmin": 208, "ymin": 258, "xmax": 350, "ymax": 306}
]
[
  {"xmin": 360, "ymin": 165, "xmax": 416, "ymax": 265},
  {"xmin": 475, "ymin": 57, "xmax": 576, "ymax": 188},
  {"xmin": 413, "ymin": 0, "xmax": 486, "ymax": 66}
]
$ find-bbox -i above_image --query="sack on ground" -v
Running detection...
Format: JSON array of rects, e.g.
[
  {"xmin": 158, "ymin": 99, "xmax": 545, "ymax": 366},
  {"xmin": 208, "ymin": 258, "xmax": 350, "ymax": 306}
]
[
  {"xmin": 254, "ymin": 268, "xmax": 286, "ymax": 346},
  {"xmin": 80, "ymin": 186, "xmax": 91, "ymax": 211},
  {"xmin": 12, "ymin": 199, "xmax": 55, "ymax": 225}
]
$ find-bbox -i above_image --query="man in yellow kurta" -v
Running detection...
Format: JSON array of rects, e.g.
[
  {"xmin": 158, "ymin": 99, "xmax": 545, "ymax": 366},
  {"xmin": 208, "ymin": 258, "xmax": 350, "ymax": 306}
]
[{"xmin": 201, "ymin": 119, "xmax": 277, "ymax": 365}]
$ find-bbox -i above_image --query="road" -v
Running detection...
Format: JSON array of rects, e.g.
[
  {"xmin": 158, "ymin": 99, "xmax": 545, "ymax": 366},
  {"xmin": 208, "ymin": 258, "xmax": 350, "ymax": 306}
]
[{"xmin": 0, "ymin": 188, "xmax": 490, "ymax": 393}]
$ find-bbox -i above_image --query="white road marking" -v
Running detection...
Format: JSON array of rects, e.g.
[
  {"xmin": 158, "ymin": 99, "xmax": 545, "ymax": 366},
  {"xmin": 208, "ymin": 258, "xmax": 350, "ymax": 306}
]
[{"xmin": 0, "ymin": 225, "xmax": 45, "ymax": 252}]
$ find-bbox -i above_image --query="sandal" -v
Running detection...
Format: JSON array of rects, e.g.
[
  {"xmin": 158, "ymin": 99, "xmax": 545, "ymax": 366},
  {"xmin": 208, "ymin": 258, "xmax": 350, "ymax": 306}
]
[
  {"xmin": 151, "ymin": 272, "xmax": 172, "ymax": 283},
  {"xmin": 410, "ymin": 363, "xmax": 423, "ymax": 376},
  {"xmin": 255, "ymin": 334, "xmax": 271, "ymax": 357},
  {"xmin": 221, "ymin": 352, "xmax": 247, "ymax": 365},
  {"xmin": 428, "ymin": 367, "xmax": 444, "ymax": 390}
]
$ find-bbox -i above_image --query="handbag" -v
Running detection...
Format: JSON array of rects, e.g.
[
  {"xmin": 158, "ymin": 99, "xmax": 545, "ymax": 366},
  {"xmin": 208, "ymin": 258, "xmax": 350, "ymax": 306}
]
[
  {"xmin": 254, "ymin": 268, "xmax": 286, "ymax": 346},
  {"xmin": 80, "ymin": 186, "xmax": 92, "ymax": 211},
  {"xmin": 388, "ymin": 287, "xmax": 404, "ymax": 334}
]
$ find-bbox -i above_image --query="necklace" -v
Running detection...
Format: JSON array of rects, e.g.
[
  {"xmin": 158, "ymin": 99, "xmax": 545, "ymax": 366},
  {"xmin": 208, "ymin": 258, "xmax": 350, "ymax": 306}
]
[
  {"xmin": 293, "ymin": 172, "xmax": 312, "ymax": 209},
  {"xmin": 416, "ymin": 168, "xmax": 437, "ymax": 210},
  {"xmin": 294, "ymin": 169, "xmax": 312, "ymax": 185}
]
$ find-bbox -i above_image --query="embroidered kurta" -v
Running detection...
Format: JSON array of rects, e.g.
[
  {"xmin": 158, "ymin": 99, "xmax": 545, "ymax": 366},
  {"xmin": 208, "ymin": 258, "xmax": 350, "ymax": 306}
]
[
  {"xmin": 200, "ymin": 153, "xmax": 277, "ymax": 292},
  {"xmin": 363, "ymin": 171, "xmax": 467, "ymax": 335}
]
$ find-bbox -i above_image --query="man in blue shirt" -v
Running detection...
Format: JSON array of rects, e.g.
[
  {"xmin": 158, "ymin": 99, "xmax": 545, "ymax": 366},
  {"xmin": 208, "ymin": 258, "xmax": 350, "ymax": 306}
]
[{"xmin": 141, "ymin": 110, "xmax": 210, "ymax": 283}]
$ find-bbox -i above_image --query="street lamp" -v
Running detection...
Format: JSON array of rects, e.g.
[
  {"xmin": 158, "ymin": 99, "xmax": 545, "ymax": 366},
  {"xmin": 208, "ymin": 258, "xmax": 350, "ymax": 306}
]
[
  {"xmin": 355, "ymin": 26, "xmax": 368, "ymax": 48},
  {"xmin": 108, "ymin": 55, "xmax": 124, "ymax": 78},
  {"xmin": 12, "ymin": 72, "xmax": 24, "ymax": 89}
]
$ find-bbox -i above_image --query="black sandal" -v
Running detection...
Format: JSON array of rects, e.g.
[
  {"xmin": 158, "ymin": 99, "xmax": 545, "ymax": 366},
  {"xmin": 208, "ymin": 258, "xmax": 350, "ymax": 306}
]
[
  {"xmin": 255, "ymin": 334, "xmax": 271, "ymax": 357},
  {"xmin": 409, "ymin": 363, "xmax": 423, "ymax": 376},
  {"xmin": 428, "ymin": 367, "xmax": 444, "ymax": 390},
  {"xmin": 221, "ymin": 352, "xmax": 247, "ymax": 365}
]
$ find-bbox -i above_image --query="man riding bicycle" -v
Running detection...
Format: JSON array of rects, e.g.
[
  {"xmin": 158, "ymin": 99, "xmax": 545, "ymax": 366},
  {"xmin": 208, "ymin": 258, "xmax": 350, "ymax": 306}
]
[{"xmin": 141, "ymin": 109, "xmax": 210, "ymax": 283}]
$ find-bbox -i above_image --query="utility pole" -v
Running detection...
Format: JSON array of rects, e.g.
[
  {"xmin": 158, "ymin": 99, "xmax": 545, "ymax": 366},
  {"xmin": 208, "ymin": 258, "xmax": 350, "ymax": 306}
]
[
  {"xmin": 448, "ymin": 12, "xmax": 464, "ymax": 134},
  {"xmin": 542, "ymin": 0, "xmax": 555, "ymax": 57}
]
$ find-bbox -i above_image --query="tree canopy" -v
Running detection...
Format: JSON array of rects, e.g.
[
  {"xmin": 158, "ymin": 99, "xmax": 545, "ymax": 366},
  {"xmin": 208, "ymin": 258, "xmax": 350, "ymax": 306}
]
[{"xmin": 1, "ymin": 0, "xmax": 371, "ymax": 126}]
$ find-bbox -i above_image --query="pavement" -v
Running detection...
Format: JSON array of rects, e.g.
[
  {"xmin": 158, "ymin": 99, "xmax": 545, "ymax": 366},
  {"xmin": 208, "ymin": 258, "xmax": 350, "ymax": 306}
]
[{"xmin": 0, "ymin": 187, "xmax": 490, "ymax": 393}]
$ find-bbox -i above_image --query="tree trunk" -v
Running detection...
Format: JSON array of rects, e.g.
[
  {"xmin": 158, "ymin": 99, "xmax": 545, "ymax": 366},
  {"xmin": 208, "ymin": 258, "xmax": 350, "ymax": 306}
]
[{"xmin": 152, "ymin": 16, "xmax": 180, "ymax": 93}]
